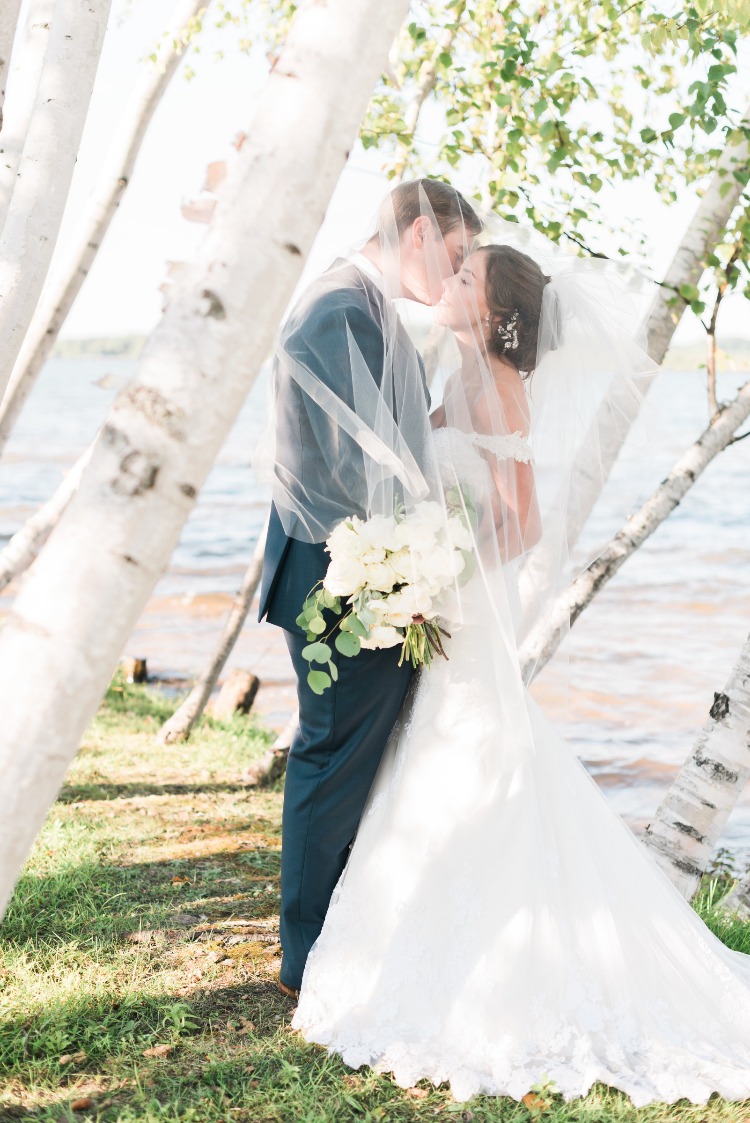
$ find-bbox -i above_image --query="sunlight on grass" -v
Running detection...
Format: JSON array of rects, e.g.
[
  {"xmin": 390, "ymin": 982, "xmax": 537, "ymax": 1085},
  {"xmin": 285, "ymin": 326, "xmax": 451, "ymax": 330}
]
[{"xmin": 1, "ymin": 680, "xmax": 749, "ymax": 1121}]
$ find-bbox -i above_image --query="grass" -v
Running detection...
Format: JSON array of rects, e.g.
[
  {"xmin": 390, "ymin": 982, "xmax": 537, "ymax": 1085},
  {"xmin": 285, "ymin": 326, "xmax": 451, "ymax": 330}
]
[{"xmin": 1, "ymin": 678, "xmax": 750, "ymax": 1122}]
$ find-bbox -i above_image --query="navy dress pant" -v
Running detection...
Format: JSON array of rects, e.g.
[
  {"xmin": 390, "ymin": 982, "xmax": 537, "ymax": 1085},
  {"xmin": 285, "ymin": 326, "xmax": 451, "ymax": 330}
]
[{"xmin": 279, "ymin": 627, "xmax": 415, "ymax": 990}]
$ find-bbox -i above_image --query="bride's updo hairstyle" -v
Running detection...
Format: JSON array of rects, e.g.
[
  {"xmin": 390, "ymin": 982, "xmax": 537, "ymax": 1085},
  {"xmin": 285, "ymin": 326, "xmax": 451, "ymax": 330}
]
[{"xmin": 480, "ymin": 245, "xmax": 551, "ymax": 377}]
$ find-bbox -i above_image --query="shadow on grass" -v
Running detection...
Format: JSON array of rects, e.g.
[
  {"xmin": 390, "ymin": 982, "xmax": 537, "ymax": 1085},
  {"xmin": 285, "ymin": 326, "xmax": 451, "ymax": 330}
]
[
  {"xmin": 0, "ymin": 979, "xmax": 305, "ymax": 1121},
  {"xmin": 1, "ymin": 840, "xmax": 281, "ymax": 950},
  {"xmin": 57, "ymin": 781, "xmax": 262, "ymax": 803}
]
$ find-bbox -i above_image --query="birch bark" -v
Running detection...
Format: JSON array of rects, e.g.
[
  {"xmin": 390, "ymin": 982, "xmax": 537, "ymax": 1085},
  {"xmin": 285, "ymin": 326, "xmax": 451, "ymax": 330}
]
[
  {"xmin": 517, "ymin": 110, "xmax": 750, "ymax": 627},
  {"xmin": 643, "ymin": 632, "xmax": 750, "ymax": 901},
  {"xmin": 0, "ymin": 0, "xmax": 206, "ymax": 453},
  {"xmin": 518, "ymin": 381, "xmax": 750, "ymax": 682},
  {"xmin": 0, "ymin": 0, "xmax": 55, "ymax": 223},
  {"xmin": 158, "ymin": 517, "xmax": 269, "ymax": 744},
  {"xmin": 0, "ymin": 0, "xmax": 409, "ymax": 920},
  {"xmin": 0, "ymin": 0, "xmax": 113, "ymax": 399},
  {"xmin": 0, "ymin": 0, "xmax": 23, "ymax": 129}
]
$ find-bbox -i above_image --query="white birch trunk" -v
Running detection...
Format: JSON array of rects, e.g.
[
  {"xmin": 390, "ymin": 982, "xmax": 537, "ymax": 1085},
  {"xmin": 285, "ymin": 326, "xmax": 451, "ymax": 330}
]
[
  {"xmin": 158, "ymin": 517, "xmax": 269, "ymax": 744},
  {"xmin": 0, "ymin": 0, "xmax": 23, "ymax": 129},
  {"xmin": 642, "ymin": 632, "xmax": 750, "ymax": 901},
  {"xmin": 0, "ymin": 0, "xmax": 409, "ymax": 920},
  {"xmin": 518, "ymin": 381, "xmax": 750, "ymax": 682},
  {"xmin": 0, "ymin": 0, "xmax": 205, "ymax": 453},
  {"xmin": 517, "ymin": 108, "xmax": 750, "ymax": 628},
  {"xmin": 0, "ymin": 443, "xmax": 92, "ymax": 593},
  {"xmin": 0, "ymin": 0, "xmax": 113, "ymax": 400},
  {"xmin": 0, "ymin": 0, "xmax": 55, "ymax": 223}
]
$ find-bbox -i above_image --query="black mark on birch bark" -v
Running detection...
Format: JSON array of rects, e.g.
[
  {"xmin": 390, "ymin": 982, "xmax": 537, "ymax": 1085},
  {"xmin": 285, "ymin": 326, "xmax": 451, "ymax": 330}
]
[
  {"xmin": 284, "ymin": 243, "xmax": 302, "ymax": 256},
  {"xmin": 180, "ymin": 483, "xmax": 197, "ymax": 499},
  {"xmin": 201, "ymin": 289, "xmax": 226, "ymax": 319},
  {"xmin": 673, "ymin": 821, "xmax": 704, "ymax": 842},
  {"xmin": 710, "ymin": 692, "xmax": 730, "ymax": 721}
]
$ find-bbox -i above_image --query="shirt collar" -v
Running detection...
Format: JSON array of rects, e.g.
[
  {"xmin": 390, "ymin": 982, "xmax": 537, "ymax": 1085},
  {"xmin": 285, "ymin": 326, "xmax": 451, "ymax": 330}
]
[{"xmin": 349, "ymin": 251, "xmax": 386, "ymax": 294}]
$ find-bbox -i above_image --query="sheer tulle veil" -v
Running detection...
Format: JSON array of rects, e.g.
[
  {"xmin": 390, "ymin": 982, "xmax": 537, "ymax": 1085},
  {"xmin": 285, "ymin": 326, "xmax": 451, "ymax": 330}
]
[{"xmin": 255, "ymin": 182, "xmax": 660, "ymax": 701}]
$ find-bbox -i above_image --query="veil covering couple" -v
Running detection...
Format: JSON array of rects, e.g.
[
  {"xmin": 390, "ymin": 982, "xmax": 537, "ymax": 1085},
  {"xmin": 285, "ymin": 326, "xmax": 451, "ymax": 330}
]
[{"xmin": 256, "ymin": 179, "xmax": 750, "ymax": 1104}]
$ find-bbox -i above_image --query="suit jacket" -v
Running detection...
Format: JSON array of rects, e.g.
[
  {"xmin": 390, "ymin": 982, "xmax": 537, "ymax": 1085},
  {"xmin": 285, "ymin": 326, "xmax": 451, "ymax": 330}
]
[{"xmin": 258, "ymin": 261, "xmax": 427, "ymax": 631}]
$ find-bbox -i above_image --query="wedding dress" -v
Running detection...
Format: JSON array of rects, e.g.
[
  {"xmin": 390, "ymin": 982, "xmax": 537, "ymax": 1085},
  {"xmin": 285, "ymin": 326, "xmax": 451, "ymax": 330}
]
[{"xmin": 292, "ymin": 427, "xmax": 750, "ymax": 1106}]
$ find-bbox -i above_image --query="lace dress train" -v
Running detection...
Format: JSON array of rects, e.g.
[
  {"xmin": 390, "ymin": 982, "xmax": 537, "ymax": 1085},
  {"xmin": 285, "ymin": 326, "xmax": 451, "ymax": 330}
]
[{"xmin": 291, "ymin": 430, "xmax": 750, "ymax": 1105}]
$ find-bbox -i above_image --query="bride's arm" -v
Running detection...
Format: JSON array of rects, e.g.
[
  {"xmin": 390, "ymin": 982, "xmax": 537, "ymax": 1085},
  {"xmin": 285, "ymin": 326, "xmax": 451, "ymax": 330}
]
[{"xmin": 472, "ymin": 383, "xmax": 541, "ymax": 561}]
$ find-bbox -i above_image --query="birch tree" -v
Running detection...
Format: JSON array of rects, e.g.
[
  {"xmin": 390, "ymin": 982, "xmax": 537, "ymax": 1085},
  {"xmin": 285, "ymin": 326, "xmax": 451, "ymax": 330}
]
[
  {"xmin": 517, "ymin": 113, "xmax": 750, "ymax": 627},
  {"xmin": 157, "ymin": 516, "xmax": 269, "ymax": 744},
  {"xmin": 642, "ymin": 631, "xmax": 750, "ymax": 901},
  {"xmin": 0, "ymin": 0, "xmax": 207, "ymax": 454},
  {"xmin": 518, "ymin": 380, "xmax": 750, "ymax": 682},
  {"xmin": 0, "ymin": 0, "xmax": 113, "ymax": 400},
  {"xmin": 0, "ymin": 0, "xmax": 23, "ymax": 129},
  {"xmin": 0, "ymin": 444, "xmax": 92, "ymax": 594},
  {"xmin": 0, "ymin": 0, "xmax": 410, "ymax": 921},
  {"xmin": 0, "ymin": 0, "xmax": 55, "ymax": 223}
]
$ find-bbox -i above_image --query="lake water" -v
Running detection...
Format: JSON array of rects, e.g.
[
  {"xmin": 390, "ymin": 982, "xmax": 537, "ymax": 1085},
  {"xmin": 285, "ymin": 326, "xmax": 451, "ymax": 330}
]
[{"xmin": 2, "ymin": 357, "xmax": 749, "ymax": 861}]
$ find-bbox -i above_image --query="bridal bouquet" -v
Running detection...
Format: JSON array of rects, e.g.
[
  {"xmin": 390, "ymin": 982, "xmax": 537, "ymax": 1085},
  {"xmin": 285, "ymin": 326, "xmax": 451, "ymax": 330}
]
[{"xmin": 297, "ymin": 491, "xmax": 476, "ymax": 695}]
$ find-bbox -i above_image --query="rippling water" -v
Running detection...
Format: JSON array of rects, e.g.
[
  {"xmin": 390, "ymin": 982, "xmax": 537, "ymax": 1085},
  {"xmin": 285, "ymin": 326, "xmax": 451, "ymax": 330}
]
[{"xmin": 3, "ymin": 357, "xmax": 749, "ymax": 859}]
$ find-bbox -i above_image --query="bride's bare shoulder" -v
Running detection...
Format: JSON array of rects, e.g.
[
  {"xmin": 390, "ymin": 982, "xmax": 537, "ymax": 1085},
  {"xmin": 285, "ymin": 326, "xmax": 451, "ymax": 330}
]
[{"xmin": 472, "ymin": 360, "xmax": 530, "ymax": 437}]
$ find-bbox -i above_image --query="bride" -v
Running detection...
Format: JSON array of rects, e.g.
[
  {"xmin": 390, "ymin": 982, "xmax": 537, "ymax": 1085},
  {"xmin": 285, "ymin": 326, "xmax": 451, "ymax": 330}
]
[{"xmin": 270, "ymin": 190, "xmax": 750, "ymax": 1105}]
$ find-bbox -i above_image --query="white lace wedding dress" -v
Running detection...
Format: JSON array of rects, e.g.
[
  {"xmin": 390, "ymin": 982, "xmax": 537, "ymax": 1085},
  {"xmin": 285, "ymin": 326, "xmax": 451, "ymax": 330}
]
[{"xmin": 291, "ymin": 429, "xmax": 750, "ymax": 1105}]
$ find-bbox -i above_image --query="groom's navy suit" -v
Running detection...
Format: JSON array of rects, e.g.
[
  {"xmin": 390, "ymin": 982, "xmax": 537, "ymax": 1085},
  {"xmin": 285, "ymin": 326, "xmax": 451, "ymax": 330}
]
[{"xmin": 258, "ymin": 261, "xmax": 424, "ymax": 990}]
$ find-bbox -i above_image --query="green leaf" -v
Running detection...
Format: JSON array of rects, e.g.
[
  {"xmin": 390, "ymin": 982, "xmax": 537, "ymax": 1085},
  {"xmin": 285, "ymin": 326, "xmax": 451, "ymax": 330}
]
[
  {"xmin": 335, "ymin": 632, "xmax": 362, "ymax": 658},
  {"xmin": 347, "ymin": 614, "xmax": 369, "ymax": 638},
  {"xmin": 302, "ymin": 641, "xmax": 332, "ymax": 664},
  {"xmin": 295, "ymin": 611, "xmax": 310, "ymax": 630},
  {"xmin": 307, "ymin": 670, "xmax": 332, "ymax": 695},
  {"xmin": 308, "ymin": 615, "xmax": 326, "ymax": 635},
  {"xmin": 328, "ymin": 661, "xmax": 339, "ymax": 683}
]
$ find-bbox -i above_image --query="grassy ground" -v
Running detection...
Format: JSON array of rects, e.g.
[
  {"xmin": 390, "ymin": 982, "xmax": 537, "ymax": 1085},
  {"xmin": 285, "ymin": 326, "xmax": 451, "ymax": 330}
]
[{"xmin": 1, "ymin": 680, "xmax": 750, "ymax": 1123}]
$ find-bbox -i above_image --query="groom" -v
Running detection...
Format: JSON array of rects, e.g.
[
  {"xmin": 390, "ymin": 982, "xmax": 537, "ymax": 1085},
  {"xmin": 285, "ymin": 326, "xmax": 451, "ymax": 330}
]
[{"xmin": 258, "ymin": 178, "xmax": 482, "ymax": 997}]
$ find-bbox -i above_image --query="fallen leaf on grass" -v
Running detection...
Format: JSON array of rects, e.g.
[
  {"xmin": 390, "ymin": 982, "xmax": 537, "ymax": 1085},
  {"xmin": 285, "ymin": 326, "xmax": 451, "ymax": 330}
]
[
  {"xmin": 171, "ymin": 875, "xmax": 190, "ymax": 885},
  {"xmin": 406, "ymin": 1087, "xmax": 429, "ymax": 1099},
  {"xmin": 142, "ymin": 1044, "xmax": 174, "ymax": 1058},
  {"xmin": 522, "ymin": 1092, "xmax": 550, "ymax": 1112},
  {"xmin": 59, "ymin": 1051, "xmax": 87, "ymax": 1065},
  {"xmin": 71, "ymin": 1098, "xmax": 94, "ymax": 1112},
  {"xmin": 126, "ymin": 929, "xmax": 165, "ymax": 945}
]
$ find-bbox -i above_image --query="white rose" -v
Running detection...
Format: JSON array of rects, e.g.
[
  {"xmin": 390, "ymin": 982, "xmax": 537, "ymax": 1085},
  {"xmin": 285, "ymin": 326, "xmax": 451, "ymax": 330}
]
[
  {"xmin": 323, "ymin": 555, "xmax": 368, "ymax": 597},
  {"xmin": 327, "ymin": 518, "xmax": 368, "ymax": 562},
  {"xmin": 379, "ymin": 591, "xmax": 412, "ymax": 628},
  {"xmin": 365, "ymin": 559, "xmax": 398, "ymax": 593},
  {"xmin": 358, "ymin": 513, "xmax": 399, "ymax": 552},
  {"xmin": 413, "ymin": 500, "xmax": 446, "ymax": 533},
  {"xmin": 360, "ymin": 624, "xmax": 403, "ymax": 650},
  {"xmin": 417, "ymin": 545, "xmax": 465, "ymax": 593},
  {"xmin": 396, "ymin": 582, "xmax": 434, "ymax": 619},
  {"xmin": 446, "ymin": 516, "xmax": 473, "ymax": 551},
  {"xmin": 388, "ymin": 547, "xmax": 415, "ymax": 585}
]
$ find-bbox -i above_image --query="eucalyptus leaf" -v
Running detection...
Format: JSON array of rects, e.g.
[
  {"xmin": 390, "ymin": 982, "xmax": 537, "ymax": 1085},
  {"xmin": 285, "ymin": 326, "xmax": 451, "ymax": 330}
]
[{"xmin": 335, "ymin": 632, "xmax": 362, "ymax": 658}]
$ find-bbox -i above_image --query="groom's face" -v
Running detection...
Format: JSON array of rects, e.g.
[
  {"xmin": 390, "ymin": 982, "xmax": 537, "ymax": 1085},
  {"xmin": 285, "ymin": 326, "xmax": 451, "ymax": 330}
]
[{"xmin": 402, "ymin": 218, "xmax": 470, "ymax": 306}]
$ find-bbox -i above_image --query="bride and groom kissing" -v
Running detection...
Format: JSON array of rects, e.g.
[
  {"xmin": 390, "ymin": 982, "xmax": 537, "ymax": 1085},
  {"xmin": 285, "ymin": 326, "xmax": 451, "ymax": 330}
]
[{"xmin": 257, "ymin": 178, "xmax": 750, "ymax": 1105}]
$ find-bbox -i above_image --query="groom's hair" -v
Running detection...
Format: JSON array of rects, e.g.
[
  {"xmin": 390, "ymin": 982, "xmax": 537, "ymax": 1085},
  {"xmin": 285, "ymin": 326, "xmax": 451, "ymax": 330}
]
[{"xmin": 388, "ymin": 178, "xmax": 483, "ymax": 238}]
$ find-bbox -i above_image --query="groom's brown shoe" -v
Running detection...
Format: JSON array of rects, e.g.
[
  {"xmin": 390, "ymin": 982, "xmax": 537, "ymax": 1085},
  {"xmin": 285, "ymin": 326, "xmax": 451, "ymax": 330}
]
[{"xmin": 277, "ymin": 978, "xmax": 300, "ymax": 1002}]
